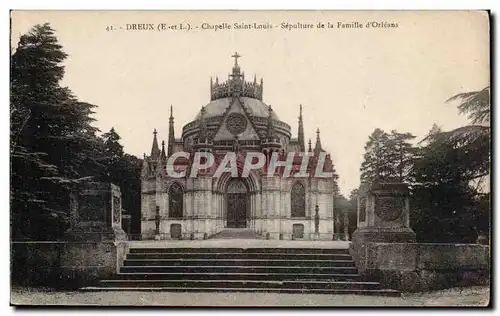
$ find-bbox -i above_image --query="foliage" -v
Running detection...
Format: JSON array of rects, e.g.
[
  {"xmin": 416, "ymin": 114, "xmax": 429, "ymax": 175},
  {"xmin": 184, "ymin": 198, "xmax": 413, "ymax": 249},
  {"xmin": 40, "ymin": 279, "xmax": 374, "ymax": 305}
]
[
  {"xmin": 11, "ymin": 23, "xmax": 99, "ymax": 239},
  {"xmin": 356, "ymin": 86, "xmax": 490, "ymax": 243},
  {"xmin": 447, "ymin": 86, "xmax": 490, "ymax": 125},
  {"xmin": 10, "ymin": 24, "xmax": 142, "ymax": 240},
  {"xmin": 410, "ymin": 126, "xmax": 482, "ymax": 242},
  {"xmin": 360, "ymin": 128, "xmax": 416, "ymax": 184},
  {"xmin": 101, "ymin": 128, "xmax": 142, "ymax": 236},
  {"xmin": 409, "ymin": 87, "xmax": 491, "ymax": 243}
]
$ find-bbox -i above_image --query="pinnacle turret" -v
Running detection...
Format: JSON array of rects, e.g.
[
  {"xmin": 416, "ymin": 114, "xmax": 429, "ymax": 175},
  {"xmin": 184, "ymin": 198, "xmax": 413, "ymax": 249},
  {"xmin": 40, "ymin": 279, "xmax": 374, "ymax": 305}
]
[
  {"xmin": 168, "ymin": 105, "xmax": 175, "ymax": 157},
  {"xmin": 160, "ymin": 140, "xmax": 166, "ymax": 160},
  {"xmin": 298, "ymin": 104, "xmax": 305, "ymax": 152},
  {"xmin": 150, "ymin": 129, "xmax": 160, "ymax": 159},
  {"xmin": 210, "ymin": 53, "xmax": 264, "ymax": 101},
  {"xmin": 314, "ymin": 128, "xmax": 324, "ymax": 156}
]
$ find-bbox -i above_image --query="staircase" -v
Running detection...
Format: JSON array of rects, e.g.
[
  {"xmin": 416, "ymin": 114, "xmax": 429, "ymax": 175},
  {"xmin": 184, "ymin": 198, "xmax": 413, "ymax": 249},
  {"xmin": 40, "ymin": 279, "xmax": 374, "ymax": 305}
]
[
  {"xmin": 83, "ymin": 247, "xmax": 400, "ymax": 296},
  {"xmin": 209, "ymin": 229, "xmax": 260, "ymax": 239}
]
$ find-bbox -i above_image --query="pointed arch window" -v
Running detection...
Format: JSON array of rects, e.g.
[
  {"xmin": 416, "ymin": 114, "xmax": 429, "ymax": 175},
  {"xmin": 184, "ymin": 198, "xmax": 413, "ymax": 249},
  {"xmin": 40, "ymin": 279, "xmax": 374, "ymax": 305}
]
[
  {"xmin": 291, "ymin": 182, "xmax": 306, "ymax": 218},
  {"xmin": 169, "ymin": 182, "xmax": 184, "ymax": 218}
]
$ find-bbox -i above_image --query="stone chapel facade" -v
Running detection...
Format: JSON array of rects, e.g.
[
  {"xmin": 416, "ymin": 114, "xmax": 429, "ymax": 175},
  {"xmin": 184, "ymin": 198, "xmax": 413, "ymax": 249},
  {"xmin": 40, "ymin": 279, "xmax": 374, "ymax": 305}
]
[{"xmin": 140, "ymin": 53, "xmax": 338, "ymax": 240}]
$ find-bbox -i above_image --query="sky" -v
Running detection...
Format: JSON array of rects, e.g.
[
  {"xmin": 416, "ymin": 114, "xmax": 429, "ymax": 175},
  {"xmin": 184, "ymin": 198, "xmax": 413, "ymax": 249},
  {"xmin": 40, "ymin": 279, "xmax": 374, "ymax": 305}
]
[{"xmin": 11, "ymin": 11, "xmax": 489, "ymax": 196}]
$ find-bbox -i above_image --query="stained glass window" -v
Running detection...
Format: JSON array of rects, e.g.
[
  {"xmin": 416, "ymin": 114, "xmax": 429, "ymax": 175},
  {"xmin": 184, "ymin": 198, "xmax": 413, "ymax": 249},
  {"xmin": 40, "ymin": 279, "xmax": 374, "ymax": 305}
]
[
  {"xmin": 291, "ymin": 182, "xmax": 306, "ymax": 217},
  {"xmin": 169, "ymin": 182, "xmax": 184, "ymax": 218}
]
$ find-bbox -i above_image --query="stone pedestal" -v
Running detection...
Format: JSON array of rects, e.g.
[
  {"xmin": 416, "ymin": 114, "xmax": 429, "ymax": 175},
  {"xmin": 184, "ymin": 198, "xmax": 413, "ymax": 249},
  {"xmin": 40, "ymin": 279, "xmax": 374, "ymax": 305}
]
[
  {"xmin": 65, "ymin": 182, "xmax": 127, "ymax": 242},
  {"xmin": 352, "ymin": 183, "xmax": 416, "ymax": 244},
  {"xmin": 350, "ymin": 183, "xmax": 416, "ymax": 273}
]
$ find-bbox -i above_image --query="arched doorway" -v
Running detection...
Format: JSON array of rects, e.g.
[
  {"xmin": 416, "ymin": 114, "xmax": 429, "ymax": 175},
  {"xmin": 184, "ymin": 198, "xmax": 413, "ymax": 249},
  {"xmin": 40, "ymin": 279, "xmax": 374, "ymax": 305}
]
[{"xmin": 226, "ymin": 178, "xmax": 248, "ymax": 228}]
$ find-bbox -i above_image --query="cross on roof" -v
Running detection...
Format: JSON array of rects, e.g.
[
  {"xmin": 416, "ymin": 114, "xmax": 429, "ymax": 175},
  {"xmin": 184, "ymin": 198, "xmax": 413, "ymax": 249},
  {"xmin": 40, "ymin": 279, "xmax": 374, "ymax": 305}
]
[{"xmin": 231, "ymin": 52, "xmax": 241, "ymax": 65}]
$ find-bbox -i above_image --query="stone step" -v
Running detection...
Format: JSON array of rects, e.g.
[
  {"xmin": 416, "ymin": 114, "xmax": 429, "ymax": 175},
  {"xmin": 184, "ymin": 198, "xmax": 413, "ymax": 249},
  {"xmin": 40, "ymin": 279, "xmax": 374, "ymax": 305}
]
[
  {"xmin": 120, "ymin": 266, "xmax": 358, "ymax": 274},
  {"xmin": 112, "ymin": 272, "xmax": 363, "ymax": 281},
  {"xmin": 97, "ymin": 279, "xmax": 381, "ymax": 290},
  {"xmin": 126, "ymin": 252, "xmax": 353, "ymax": 260},
  {"xmin": 81, "ymin": 286, "xmax": 401, "ymax": 297},
  {"xmin": 85, "ymin": 246, "xmax": 400, "ymax": 296},
  {"xmin": 128, "ymin": 247, "xmax": 350, "ymax": 255},
  {"xmin": 209, "ymin": 229, "xmax": 260, "ymax": 239},
  {"xmin": 122, "ymin": 259, "xmax": 356, "ymax": 267}
]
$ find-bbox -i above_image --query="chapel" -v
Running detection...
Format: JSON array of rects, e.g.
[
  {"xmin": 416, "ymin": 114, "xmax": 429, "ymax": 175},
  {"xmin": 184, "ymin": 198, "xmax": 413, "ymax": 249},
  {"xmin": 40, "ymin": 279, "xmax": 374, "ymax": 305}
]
[{"xmin": 141, "ymin": 53, "xmax": 338, "ymax": 240}]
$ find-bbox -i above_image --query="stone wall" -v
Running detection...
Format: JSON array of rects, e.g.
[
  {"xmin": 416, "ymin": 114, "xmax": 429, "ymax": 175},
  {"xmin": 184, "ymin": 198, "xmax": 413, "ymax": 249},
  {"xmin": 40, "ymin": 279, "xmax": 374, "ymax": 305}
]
[
  {"xmin": 11, "ymin": 241, "xmax": 128, "ymax": 289},
  {"xmin": 11, "ymin": 242, "xmax": 61, "ymax": 287},
  {"xmin": 350, "ymin": 242, "xmax": 490, "ymax": 292},
  {"xmin": 141, "ymin": 175, "xmax": 336, "ymax": 240}
]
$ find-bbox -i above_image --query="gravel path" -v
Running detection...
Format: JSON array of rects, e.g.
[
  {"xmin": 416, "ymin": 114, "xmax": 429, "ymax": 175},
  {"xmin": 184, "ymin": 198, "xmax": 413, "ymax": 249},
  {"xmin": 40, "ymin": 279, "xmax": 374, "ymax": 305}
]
[{"xmin": 11, "ymin": 286, "xmax": 490, "ymax": 306}]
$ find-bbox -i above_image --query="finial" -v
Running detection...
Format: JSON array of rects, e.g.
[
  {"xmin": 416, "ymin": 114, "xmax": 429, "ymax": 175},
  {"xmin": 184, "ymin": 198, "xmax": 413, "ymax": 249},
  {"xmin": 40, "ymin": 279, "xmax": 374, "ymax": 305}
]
[
  {"xmin": 143, "ymin": 153, "xmax": 146, "ymax": 159},
  {"xmin": 170, "ymin": 105, "xmax": 173, "ymax": 118},
  {"xmin": 162, "ymin": 140, "xmax": 165, "ymax": 146},
  {"xmin": 153, "ymin": 128, "xmax": 157, "ymax": 136},
  {"xmin": 308, "ymin": 139, "xmax": 312, "ymax": 152},
  {"xmin": 300, "ymin": 104, "xmax": 303, "ymax": 117},
  {"xmin": 314, "ymin": 128, "xmax": 323, "ymax": 153},
  {"xmin": 231, "ymin": 52, "xmax": 242, "ymax": 66},
  {"xmin": 254, "ymin": 74, "xmax": 257, "ymax": 83}
]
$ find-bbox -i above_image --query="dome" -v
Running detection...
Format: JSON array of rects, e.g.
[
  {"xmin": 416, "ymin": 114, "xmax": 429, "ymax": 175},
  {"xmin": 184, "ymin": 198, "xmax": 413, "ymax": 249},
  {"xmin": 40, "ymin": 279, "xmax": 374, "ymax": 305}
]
[{"xmin": 194, "ymin": 97, "xmax": 279, "ymax": 120}]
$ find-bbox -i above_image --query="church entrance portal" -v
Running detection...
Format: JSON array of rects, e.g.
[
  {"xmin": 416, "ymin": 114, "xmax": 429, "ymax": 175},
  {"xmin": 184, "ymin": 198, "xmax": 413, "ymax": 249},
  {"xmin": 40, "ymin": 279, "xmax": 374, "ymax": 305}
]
[{"xmin": 226, "ymin": 179, "xmax": 247, "ymax": 228}]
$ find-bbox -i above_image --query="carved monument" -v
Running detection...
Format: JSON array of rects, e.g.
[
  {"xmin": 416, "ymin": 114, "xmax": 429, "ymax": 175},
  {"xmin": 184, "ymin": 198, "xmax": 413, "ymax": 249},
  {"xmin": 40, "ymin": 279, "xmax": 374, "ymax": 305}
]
[
  {"xmin": 352, "ymin": 182, "xmax": 416, "ymax": 245},
  {"xmin": 66, "ymin": 182, "xmax": 127, "ymax": 242}
]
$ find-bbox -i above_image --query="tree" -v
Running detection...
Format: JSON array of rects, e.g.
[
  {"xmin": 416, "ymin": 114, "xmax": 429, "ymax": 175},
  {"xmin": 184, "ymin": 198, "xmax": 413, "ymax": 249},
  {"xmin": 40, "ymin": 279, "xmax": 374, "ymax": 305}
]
[
  {"xmin": 387, "ymin": 130, "xmax": 416, "ymax": 182},
  {"xmin": 360, "ymin": 128, "xmax": 392, "ymax": 183},
  {"xmin": 10, "ymin": 23, "xmax": 102, "ymax": 240},
  {"xmin": 410, "ymin": 86, "xmax": 491, "ymax": 243},
  {"xmin": 360, "ymin": 128, "xmax": 415, "ymax": 184},
  {"xmin": 102, "ymin": 127, "xmax": 124, "ymax": 181},
  {"xmin": 101, "ymin": 128, "xmax": 142, "ymax": 237},
  {"xmin": 441, "ymin": 86, "xmax": 491, "ymax": 186},
  {"xmin": 346, "ymin": 189, "xmax": 359, "ymax": 236},
  {"xmin": 120, "ymin": 154, "xmax": 143, "ymax": 237},
  {"xmin": 411, "ymin": 126, "xmax": 479, "ymax": 242}
]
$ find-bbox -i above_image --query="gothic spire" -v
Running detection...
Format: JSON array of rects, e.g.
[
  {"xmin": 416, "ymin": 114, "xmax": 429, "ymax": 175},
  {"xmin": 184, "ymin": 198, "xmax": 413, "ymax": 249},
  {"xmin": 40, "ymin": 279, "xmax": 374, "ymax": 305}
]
[
  {"xmin": 210, "ymin": 77, "xmax": 213, "ymax": 99},
  {"xmin": 298, "ymin": 104, "xmax": 305, "ymax": 152},
  {"xmin": 267, "ymin": 104, "xmax": 275, "ymax": 140},
  {"xmin": 168, "ymin": 105, "xmax": 175, "ymax": 156},
  {"xmin": 198, "ymin": 106, "xmax": 207, "ymax": 142},
  {"xmin": 314, "ymin": 128, "xmax": 324, "ymax": 155},
  {"xmin": 160, "ymin": 140, "xmax": 166, "ymax": 160},
  {"xmin": 141, "ymin": 153, "xmax": 149, "ymax": 178},
  {"xmin": 150, "ymin": 129, "xmax": 160, "ymax": 159},
  {"xmin": 261, "ymin": 78, "xmax": 264, "ymax": 98}
]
